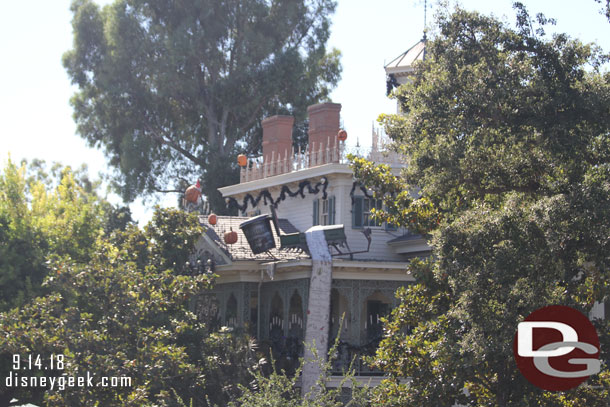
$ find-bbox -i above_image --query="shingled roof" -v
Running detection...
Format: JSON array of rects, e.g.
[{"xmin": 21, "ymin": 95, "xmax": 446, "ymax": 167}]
[{"xmin": 198, "ymin": 215, "xmax": 309, "ymax": 261}]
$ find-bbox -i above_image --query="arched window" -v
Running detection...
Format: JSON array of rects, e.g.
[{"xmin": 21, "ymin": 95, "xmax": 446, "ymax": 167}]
[
  {"xmin": 196, "ymin": 294, "xmax": 219, "ymax": 330},
  {"xmin": 269, "ymin": 292, "xmax": 284, "ymax": 336},
  {"xmin": 288, "ymin": 291, "xmax": 304, "ymax": 337},
  {"xmin": 286, "ymin": 291, "xmax": 304, "ymax": 364},
  {"xmin": 362, "ymin": 291, "xmax": 391, "ymax": 343},
  {"xmin": 226, "ymin": 293, "xmax": 238, "ymax": 327},
  {"xmin": 330, "ymin": 289, "xmax": 350, "ymax": 341}
]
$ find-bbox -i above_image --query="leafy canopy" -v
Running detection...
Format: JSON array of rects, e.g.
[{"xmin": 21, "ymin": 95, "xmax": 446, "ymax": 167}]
[
  {"xmin": 0, "ymin": 158, "xmax": 123, "ymax": 311},
  {"xmin": 63, "ymin": 0, "xmax": 341, "ymax": 212},
  {"xmin": 0, "ymin": 208, "xmax": 259, "ymax": 407},
  {"xmin": 351, "ymin": 3, "xmax": 610, "ymax": 406}
]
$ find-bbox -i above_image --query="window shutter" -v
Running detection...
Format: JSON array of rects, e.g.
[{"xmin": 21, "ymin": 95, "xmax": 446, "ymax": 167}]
[
  {"xmin": 352, "ymin": 196, "xmax": 363, "ymax": 228},
  {"xmin": 313, "ymin": 199, "xmax": 319, "ymax": 226},
  {"xmin": 329, "ymin": 196, "xmax": 335, "ymax": 225}
]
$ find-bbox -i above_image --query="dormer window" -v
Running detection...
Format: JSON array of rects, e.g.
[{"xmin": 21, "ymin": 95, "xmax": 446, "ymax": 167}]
[
  {"xmin": 352, "ymin": 197, "xmax": 397, "ymax": 230},
  {"xmin": 313, "ymin": 196, "xmax": 335, "ymax": 226},
  {"xmin": 352, "ymin": 196, "xmax": 382, "ymax": 228}
]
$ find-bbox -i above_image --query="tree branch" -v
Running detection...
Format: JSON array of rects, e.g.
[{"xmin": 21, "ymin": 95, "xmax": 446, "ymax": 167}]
[
  {"xmin": 144, "ymin": 123, "xmax": 206, "ymax": 167},
  {"xmin": 239, "ymin": 98, "xmax": 267, "ymax": 134},
  {"xmin": 151, "ymin": 186, "xmax": 183, "ymax": 194}
]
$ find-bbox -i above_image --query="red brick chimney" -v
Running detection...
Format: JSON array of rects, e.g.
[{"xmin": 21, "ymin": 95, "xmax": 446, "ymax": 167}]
[
  {"xmin": 262, "ymin": 115, "xmax": 294, "ymax": 165},
  {"xmin": 307, "ymin": 103, "xmax": 341, "ymax": 163}
]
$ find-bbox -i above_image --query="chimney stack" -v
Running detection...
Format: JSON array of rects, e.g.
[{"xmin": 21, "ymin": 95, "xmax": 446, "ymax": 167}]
[
  {"xmin": 307, "ymin": 103, "xmax": 341, "ymax": 161},
  {"xmin": 262, "ymin": 115, "xmax": 294, "ymax": 165}
]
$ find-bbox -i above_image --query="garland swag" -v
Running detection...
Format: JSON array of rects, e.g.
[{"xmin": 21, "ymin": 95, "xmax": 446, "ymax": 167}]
[{"xmin": 226, "ymin": 178, "xmax": 328, "ymax": 213}]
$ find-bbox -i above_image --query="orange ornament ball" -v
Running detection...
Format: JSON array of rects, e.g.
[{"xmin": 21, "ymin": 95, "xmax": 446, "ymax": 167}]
[
  {"xmin": 237, "ymin": 154, "xmax": 248, "ymax": 167},
  {"xmin": 337, "ymin": 129, "xmax": 347, "ymax": 141},
  {"xmin": 224, "ymin": 228, "xmax": 238, "ymax": 245},
  {"xmin": 185, "ymin": 184, "xmax": 201, "ymax": 203},
  {"xmin": 208, "ymin": 213, "xmax": 217, "ymax": 226}
]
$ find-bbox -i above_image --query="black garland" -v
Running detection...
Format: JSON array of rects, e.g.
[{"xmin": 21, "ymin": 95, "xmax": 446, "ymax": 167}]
[
  {"xmin": 226, "ymin": 177, "xmax": 328, "ymax": 213},
  {"xmin": 349, "ymin": 181, "xmax": 375, "ymax": 206}
]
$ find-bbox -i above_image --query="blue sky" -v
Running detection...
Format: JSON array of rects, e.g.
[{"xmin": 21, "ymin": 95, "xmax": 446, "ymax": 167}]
[{"xmin": 2, "ymin": 0, "xmax": 609, "ymax": 223}]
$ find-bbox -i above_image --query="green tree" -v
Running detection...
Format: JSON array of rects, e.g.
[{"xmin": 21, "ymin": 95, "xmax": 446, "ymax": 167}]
[
  {"xmin": 351, "ymin": 3, "xmax": 610, "ymax": 406},
  {"xmin": 0, "ymin": 159, "xmax": 116, "ymax": 311},
  {"xmin": 230, "ymin": 326, "xmax": 370, "ymax": 407},
  {"xmin": 63, "ymin": 0, "xmax": 341, "ymax": 213},
  {"xmin": 0, "ymin": 160, "xmax": 47, "ymax": 311},
  {"xmin": 0, "ymin": 208, "xmax": 258, "ymax": 407}
]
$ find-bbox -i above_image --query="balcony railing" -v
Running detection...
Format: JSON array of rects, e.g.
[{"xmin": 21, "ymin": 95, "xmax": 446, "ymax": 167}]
[
  {"xmin": 329, "ymin": 340, "xmax": 384, "ymax": 376},
  {"xmin": 239, "ymin": 142, "xmax": 405, "ymax": 183}
]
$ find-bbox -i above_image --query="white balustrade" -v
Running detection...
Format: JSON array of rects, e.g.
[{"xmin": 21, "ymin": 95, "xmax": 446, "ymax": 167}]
[{"xmin": 238, "ymin": 141, "xmax": 402, "ymax": 182}]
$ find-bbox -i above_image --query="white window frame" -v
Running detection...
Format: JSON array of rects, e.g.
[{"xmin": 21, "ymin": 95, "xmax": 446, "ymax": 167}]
[
  {"xmin": 313, "ymin": 196, "xmax": 335, "ymax": 226},
  {"xmin": 352, "ymin": 196, "xmax": 396, "ymax": 230}
]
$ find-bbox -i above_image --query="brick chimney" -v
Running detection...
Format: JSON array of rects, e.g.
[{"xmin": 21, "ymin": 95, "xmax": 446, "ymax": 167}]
[
  {"xmin": 307, "ymin": 103, "xmax": 341, "ymax": 162},
  {"xmin": 262, "ymin": 115, "xmax": 294, "ymax": 165}
]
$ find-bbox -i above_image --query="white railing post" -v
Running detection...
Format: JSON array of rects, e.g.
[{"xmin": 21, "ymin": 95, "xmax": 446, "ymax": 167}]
[
  {"xmin": 310, "ymin": 142, "xmax": 314, "ymax": 168},
  {"xmin": 318, "ymin": 142, "xmax": 323, "ymax": 167},
  {"xmin": 283, "ymin": 148, "xmax": 288, "ymax": 174},
  {"xmin": 270, "ymin": 150, "xmax": 275, "ymax": 177},
  {"xmin": 277, "ymin": 151, "xmax": 281, "ymax": 176},
  {"xmin": 290, "ymin": 147, "xmax": 295, "ymax": 172}
]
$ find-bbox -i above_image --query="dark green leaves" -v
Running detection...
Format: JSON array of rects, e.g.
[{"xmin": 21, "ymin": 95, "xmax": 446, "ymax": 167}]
[
  {"xmin": 359, "ymin": 4, "xmax": 610, "ymax": 405},
  {"xmin": 63, "ymin": 0, "xmax": 341, "ymax": 212}
]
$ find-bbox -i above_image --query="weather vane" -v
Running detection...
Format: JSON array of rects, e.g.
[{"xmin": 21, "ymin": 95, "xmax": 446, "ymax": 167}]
[{"xmin": 423, "ymin": 0, "xmax": 428, "ymax": 40}]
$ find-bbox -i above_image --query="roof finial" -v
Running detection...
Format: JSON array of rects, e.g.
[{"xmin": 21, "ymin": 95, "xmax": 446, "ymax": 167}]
[{"xmin": 423, "ymin": 0, "xmax": 427, "ymax": 41}]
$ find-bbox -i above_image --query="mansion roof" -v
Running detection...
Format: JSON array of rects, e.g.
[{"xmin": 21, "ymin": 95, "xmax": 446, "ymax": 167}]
[
  {"xmin": 198, "ymin": 215, "xmax": 309, "ymax": 261},
  {"xmin": 384, "ymin": 39, "xmax": 426, "ymax": 77}
]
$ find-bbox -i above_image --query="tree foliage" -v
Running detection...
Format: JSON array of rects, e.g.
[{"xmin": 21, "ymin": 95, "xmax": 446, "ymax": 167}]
[
  {"xmin": 0, "ymin": 159, "xmax": 118, "ymax": 311},
  {"xmin": 351, "ymin": 4, "xmax": 610, "ymax": 406},
  {"xmin": 0, "ymin": 208, "xmax": 258, "ymax": 407},
  {"xmin": 230, "ymin": 329, "xmax": 370, "ymax": 407},
  {"xmin": 63, "ymin": 0, "xmax": 341, "ymax": 212}
]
